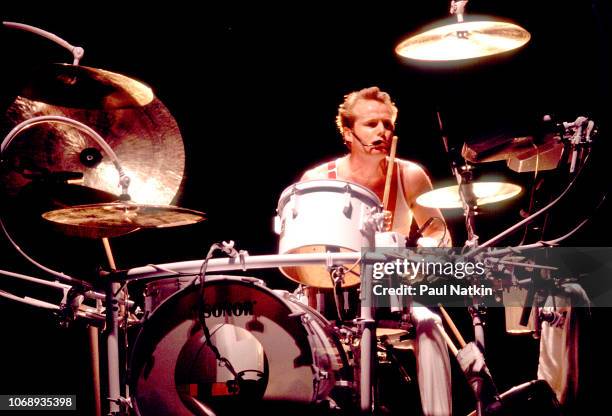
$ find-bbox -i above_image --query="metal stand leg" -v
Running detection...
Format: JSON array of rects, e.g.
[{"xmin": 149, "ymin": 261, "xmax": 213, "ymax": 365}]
[
  {"xmin": 359, "ymin": 260, "xmax": 376, "ymax": 414},
  {"xmin": 359, "ymin": 312, "xmax": 376, "ymax": 414},
  {"xmin": 105, "ymin": 279, "xmax": 123, "ymax": 415},
  {"xmin": 88, "ymin": 325, "xmax": 102, "ymax": 416},
  {"xmin": 469, "ymin": 303, "xmax": 489, "ymax": 416},
  {"xmin": 101, "ymin": 238, "xmax": 127, "ymax": 415}
]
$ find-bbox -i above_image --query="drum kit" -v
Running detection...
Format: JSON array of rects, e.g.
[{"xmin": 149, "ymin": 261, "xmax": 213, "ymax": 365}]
[{"xmin": 0, "ymin": 6, "xmax": 597, "ymax": 416}]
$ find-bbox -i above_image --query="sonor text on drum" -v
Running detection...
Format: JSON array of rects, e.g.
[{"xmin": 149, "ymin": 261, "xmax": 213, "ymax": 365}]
[{"xmin": 201, "ymin": 301, "xmax": 256, "ymax": 317}]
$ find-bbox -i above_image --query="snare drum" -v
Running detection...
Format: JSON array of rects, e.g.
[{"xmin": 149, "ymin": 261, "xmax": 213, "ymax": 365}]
[
  {"xmin": 275, "ymin": 180, "xmax": 382, "ymax": 288},
  {"xmin": 130, "ymin": 275, "xmax": 353, "ymax": 415}
]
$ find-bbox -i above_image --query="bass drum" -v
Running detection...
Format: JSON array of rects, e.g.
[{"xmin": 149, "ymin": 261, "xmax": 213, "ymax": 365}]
[{"xmin": 130, "ymin": 275, "xmax": 353, "ymax": 415}]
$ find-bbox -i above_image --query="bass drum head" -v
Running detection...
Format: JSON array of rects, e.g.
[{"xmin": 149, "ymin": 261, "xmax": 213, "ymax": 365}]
[{"xmin": 130, "ymin": 277, "xmax": 346, "ymax": 415}]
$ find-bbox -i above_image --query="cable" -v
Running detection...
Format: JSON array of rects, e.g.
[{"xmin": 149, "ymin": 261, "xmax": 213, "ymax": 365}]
[
  {"xmin": 430, "ymin": 216, "xmax": 449, "ymax": 247},
  {"xmin": 0, "ymin": 216, "xmax": 91, "ymax": 289},
  {"xmin": 467, "ymin": 151, "xmax": 592, "ymax": 257},
  {"xmin": 518, "ymin": 140, "xmax": 542, "ymax": 245},
  {"xmin": 196, "ymin": 242, "xmax": 243, "ymax": 382},
  {"xmin": 542, "ymin": 191, "xmax": 608, "ymax": 246}
]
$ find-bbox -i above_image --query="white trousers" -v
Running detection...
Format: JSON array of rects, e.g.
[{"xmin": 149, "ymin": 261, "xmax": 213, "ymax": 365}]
[
  {"xmin": 412, "ymin": 306, "xmax": 453, "ymax": 416},
  {"xmin": 537, "ymin": 283, "xmax": 590, "ymax": 407}
]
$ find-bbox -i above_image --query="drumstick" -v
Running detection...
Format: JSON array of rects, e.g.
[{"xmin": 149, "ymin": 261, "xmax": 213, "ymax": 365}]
[
  {"xmin": 435, "ymin": 321, "xmax": 459, "ymax": 356},
  {"xmin": 438, "ymin": 304, "xmax": 467, "ymax": 348},
  {"xmin": 102, "ymin": 237, "xmax": 117, "ymax": 270},
  {"xmin": 382, "ymin": 136, "xmax": 399, "ymax": 210}
]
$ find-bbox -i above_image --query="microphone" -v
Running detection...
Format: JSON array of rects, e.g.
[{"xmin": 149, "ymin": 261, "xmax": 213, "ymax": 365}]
[
  {"xmin": 351, "ymin": 130, "xmax": 386, "ymax": 148},
  {"xmin": 368, "ymin": 139, "xmax": 385, "ymax": 147}
]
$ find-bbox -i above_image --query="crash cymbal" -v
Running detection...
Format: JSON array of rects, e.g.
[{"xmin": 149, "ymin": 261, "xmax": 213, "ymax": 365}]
[
  {"xmin": 395, "ymin": 20, "xmax": 530, "ymax": 61},
  {"xmin": 416, "ymin": 181, "xmax": 522, "ymax": 209},
  {"xmin": 42, "ymin": 203, "xmax": 205, "ymax": 239},
  {"xmin": 2, "ymin": 94, "xmax": 185, "ymax": 205},
  {"xmin": 19, "ymin": 63, "xmax": 154, "ymax": 110}
]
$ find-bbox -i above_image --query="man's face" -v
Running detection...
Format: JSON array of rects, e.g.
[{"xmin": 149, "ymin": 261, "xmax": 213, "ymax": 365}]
[{"xmin": 345, "ymin": 99, "xmax": 394, "ymax": 155}]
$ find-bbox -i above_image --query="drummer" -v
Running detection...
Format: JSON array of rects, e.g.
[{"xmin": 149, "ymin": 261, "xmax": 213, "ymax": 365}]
[
  {"xmin": 300, "ymin": 86, "xmax": 450, "ymax": 247},
  {"xmin": 299, "ymin": 86, "xmax": 453, "ymax": 416}
]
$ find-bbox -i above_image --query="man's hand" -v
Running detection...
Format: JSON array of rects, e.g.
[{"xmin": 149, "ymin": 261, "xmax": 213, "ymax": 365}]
[
  {"xmin": 417, "ymin": 236, "xmax": 440, "ymax": 247},
  {"xmin": 383, "ymin": 210, "xmax": 393, "ymax": 231}
]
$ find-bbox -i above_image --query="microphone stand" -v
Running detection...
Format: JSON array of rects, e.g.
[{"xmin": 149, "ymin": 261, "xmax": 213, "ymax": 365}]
[
  {"xmin": 2, "ymin": 21, "xmax": 85, "ymax": 65},
  {"xmin": 437, "ymin": 111, "xmax": 495, "ymax": 415},
  {"xmin": 1, "ymin": 116, "xmax": 132, "ymax": 416}
]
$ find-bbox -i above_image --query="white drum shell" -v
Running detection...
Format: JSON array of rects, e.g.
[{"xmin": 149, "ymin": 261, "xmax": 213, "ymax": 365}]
[
  {"xmin": 275, "ymin": 180, "xmax": 381, "ymax": 287},
  {"xmin": 276, "ymin": 180, "xmax": 381, "ymax": 253}
]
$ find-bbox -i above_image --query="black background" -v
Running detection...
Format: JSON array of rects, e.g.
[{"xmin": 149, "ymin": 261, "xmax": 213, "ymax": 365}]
[{"xmin": 1, "ymin": 1, "xmax": 611, "ymax": 415}]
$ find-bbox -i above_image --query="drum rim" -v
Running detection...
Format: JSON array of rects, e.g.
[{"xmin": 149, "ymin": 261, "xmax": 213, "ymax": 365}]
[
  {"xmin": 277, "ymin": 179, "xmax": 382, "ymax": 210},
  {"xmin": 143, "ymin": 274, "xmax": 264, "ymax": 291}
]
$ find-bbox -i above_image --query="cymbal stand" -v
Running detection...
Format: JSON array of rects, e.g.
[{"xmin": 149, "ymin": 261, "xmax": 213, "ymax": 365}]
[
  {"xmin": 458, "ymin": 165, "xmax": 480, "ymax": 247},
  {"xmin": 437, "ymin": 111, "xmax": 495, "ymax": 414},
  {"xmin": 101, "ymin": 238, "xmax": 130, "ymax": 415},
  {"xmin": 436, "ymin": 111, "xmax": 480, "ymax": 247}
]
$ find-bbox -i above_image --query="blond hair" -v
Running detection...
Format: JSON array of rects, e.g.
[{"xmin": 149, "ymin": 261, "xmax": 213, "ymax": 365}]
[{"xmin": 336, "ymin": 86, "xmax": 398, "ymax": 134}]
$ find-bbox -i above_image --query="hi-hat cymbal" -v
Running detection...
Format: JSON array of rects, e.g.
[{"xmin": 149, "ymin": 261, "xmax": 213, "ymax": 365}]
[
  {"xmin": 2, "ymin": 94, "xmax": 185, "ymax": 205},
  {"xmin": 416, "ymin": 182, "xmax": 522, "ymax": 209},
  {"xmin": 19, "ymin": 63, "xmax": 154, "ymax": 110},
  {"xmin": 395, "ymin": 20, "xmax": 530, "ymax": 61},
  {"xmin": 377, "ymin": 328, "xmax": 415, "ymax": 351},
  {"xmin": 42, "ymin": 203, "xmax": 205, "ymax": 239}
]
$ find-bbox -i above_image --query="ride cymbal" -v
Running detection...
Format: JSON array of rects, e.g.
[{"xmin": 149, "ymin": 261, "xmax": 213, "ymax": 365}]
[
  {"xmin": 396, "ymin": 20, "xmax": 530, "ymax": 61},
  {"xmin": 416, "ymin": 181, "xmax": 522, "ymax": 209}
]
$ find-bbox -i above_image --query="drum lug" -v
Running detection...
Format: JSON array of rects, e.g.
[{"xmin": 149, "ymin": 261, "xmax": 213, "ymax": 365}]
[
  {"xmin": 343, "ymin": 184, "xmax": 353, "ymax": 217},
  {"xmin": 239, "ymin": 276, "xmax": 266, "ymax": 286},
  {"xmin": 273, "ymin": 215, "xmax": 282, "ymax": 235},
  {"xmin": 290, "ymin": 185, "xmax": 299, "ymax": 218}
]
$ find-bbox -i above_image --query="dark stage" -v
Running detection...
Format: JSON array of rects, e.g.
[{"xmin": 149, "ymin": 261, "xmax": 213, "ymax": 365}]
[{"xmin": 1, "ymin": 1, "xmax": 611, "ymax": 415}]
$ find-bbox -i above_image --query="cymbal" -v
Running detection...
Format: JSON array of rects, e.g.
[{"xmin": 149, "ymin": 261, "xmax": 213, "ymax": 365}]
[
  {"xmin": 395, "ymin": 20, "xmax": 530, "ymax": 61},
  {"xmin": 7, "ymin": 181, "xmax": 119, "ymax": 209},
  {"xmin": 377, "ymin": 328, "xmax": 414, "ymax": 351},
  {"xmin": 2, "ymin": 94, "xmax": 185, "ymax": 205},
  {"xmin": 42, "ymin": 203, "xmax": 205, "ymax": 239},
  {"xmin": 416, "ymin": 181, "xmax": 522, "ymax": 209},
  {"xmin": 19, "ymin": 63, "xmax": 154, "ymax": 110}
]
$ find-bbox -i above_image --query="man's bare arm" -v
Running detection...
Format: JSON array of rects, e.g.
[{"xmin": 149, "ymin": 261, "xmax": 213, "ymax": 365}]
[{"xmin": 402, "ymin": 162, "xmax": 452, "ymax": 247}]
